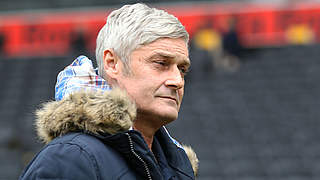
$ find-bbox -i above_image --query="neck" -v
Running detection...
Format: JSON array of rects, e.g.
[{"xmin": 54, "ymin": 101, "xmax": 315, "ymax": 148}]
[
  {"xmin": 132, "ymin": 109, "xmax": 170, "ymax": 150},
  {"xmin": 133, "ymin": 118, "xmax": 162, "ymax": 150}
]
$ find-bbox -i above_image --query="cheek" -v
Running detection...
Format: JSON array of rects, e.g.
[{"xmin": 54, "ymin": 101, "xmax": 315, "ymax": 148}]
[{"xmin": 131, "ymin": 80, "xmax": 155, "ymax": 101}]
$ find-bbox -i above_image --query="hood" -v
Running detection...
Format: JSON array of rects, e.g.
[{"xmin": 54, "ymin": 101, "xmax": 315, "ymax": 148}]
[
  {"xmin": 37, "ymin": 55, "xmax": 133, "ymax": 143},
  {"xmin": 36, "ymin": 88, "xmax": 136, "ymax": 144}
]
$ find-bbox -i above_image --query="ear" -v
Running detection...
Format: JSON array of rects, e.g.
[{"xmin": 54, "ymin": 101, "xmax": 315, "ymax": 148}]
[{"xmin": 103, "ymin": 49, "xmax": 121, "ymax": 79}]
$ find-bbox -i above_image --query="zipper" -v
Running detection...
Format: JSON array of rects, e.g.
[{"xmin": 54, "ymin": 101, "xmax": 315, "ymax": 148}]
[{"xmin": 126, "ymin": 133, "xmax": 152, "ymax": 180}]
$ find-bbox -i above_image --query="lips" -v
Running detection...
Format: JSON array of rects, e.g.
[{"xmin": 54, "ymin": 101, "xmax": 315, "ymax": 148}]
[{"xmin": 157, "ymin": 96, "xmax": 178, "ymax": 104}]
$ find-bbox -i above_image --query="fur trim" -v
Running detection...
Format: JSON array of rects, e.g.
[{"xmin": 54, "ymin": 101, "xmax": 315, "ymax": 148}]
[
  {"xmin": 36, "ymin": 88, "xmax": 136, "ymax": 144},
  {"xmin": 183, "ymin": 145, "xmax": 199, "ymax": 177}
]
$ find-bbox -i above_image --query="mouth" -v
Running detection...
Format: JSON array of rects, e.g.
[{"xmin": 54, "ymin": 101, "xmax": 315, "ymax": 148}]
[{"xmin": 157, "ymin": 96, "xmax": 178, "ymax": 104}]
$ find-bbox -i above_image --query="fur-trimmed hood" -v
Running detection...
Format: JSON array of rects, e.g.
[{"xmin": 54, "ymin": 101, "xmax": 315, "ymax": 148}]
[
  {"xmin": 35, "ymin": 88, "xmax": 199, "ymax": 176},
  {"xmin": 36, "ymin": 88, "xmax": 135, "ymax": 144}
]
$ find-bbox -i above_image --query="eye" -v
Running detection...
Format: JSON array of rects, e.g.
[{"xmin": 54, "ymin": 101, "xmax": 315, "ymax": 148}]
[
  {"xmin": 179, "ymin": 66, "xmax": 189, "ymax": 75},
  {"xmin": 155, "ymin": 61, "xmax": 166, "ymax": 66},
  {"xmin": 153, "ymin": 60, "xmax": 169, "ymax": 68}
]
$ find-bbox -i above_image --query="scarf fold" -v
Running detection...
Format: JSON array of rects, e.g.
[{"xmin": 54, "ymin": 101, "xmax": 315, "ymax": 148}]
[{"xmin": 55, "ymin": 55, "xmax": 111, "ymax": 101}]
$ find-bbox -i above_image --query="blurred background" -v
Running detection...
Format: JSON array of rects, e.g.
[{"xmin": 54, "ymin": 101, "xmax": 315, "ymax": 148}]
[{"xmin": 1, "ymin": 0, "xmax": 320, "ymax": 179}]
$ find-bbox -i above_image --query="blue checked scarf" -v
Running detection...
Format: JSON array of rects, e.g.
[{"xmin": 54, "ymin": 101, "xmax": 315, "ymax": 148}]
[{"xmin": 55, "ymin": 55, "xmax": 111, "ymax": 101}]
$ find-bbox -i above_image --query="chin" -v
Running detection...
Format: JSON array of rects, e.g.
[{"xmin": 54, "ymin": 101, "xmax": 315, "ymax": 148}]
[
  {"xmin": 157, "ymin": 109, "xmax": 179, "ymax": 123},
  {"xmin": 138, "ymin": 104, "xmax": 179, "ymax": 124},
  {"xmin": 148, "ymin": 110, "xmax": 178, "ymax": 123}
]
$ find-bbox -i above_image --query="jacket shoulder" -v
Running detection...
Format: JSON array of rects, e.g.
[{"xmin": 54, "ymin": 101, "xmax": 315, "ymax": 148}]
[
  {"xmin": 20, "ymin": 132, "xmax": 133, "ymax": 180},
  {"xmin": 20, "ymin": 133, "xmax": 99, "ymax": 179}
]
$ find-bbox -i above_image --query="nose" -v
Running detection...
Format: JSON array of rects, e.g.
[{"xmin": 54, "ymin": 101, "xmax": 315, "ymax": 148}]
[{"xmin": 164, "ymin": 66, "xmax": 184, "ymax": 90}]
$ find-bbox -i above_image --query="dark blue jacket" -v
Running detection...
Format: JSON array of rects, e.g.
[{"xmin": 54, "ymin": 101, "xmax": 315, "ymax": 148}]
[{"xmin": 19, "ymin": 90, "xmax": 198, "ymax": 180}]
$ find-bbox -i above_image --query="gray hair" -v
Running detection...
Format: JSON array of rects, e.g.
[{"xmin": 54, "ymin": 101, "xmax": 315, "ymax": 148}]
[{"xmin": 95, "ymin": 3, "xmax": 189, "ymax": 76}]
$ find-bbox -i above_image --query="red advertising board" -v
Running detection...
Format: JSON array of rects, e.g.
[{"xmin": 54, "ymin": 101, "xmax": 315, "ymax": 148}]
[{"xmin": 1, "ymin": 2, "xmax": 320, "ymax": 58}]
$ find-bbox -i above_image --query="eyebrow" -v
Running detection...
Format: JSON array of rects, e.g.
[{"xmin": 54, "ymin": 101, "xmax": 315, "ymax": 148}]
[{"xmin": 150, "ymin": 50, "xmax": 191, "ymax": 67}]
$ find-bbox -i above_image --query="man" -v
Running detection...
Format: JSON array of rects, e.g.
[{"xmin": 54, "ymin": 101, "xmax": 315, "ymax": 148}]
[{"xmin": 20, "ymin": 3, "xmax": 198, "ymax": 180}]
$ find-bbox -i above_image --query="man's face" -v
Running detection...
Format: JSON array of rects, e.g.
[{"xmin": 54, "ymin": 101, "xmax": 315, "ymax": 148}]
[{"xmin": 116, "ymin": 38, "xmax": 190, "ymax": 124}]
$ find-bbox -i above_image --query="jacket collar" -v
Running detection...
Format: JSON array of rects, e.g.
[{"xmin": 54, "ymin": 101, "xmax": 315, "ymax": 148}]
[
  {"xmin": 90, "ymin": 127, "xmax": 195, "ymax": 179},
  {"xmin": 155, "ymin": 128, "xmax": 195, "ymax": 178}
]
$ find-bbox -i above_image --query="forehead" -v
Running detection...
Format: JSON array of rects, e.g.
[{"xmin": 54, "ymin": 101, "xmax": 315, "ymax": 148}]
[{"xmin": 132, "ymin": 38, "xmax": 189, "ymax": 64}]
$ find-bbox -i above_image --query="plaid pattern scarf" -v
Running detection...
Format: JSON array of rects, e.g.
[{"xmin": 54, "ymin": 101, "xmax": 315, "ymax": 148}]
[{"xmin": 55, "ymin": 55, "xmax": 111, "ymax": 101}]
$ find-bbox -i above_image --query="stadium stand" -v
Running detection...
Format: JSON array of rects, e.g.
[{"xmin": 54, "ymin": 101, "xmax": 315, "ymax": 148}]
[
  {"xmin": 169, "ymin": 44, "xmax": 320, "ymax": 179},
  {"xmin": 0, "ymin": 0, "xmax": 225, "ymax": 12},
  {"xmin": 0, "ymin": 43, "xmax": 319, "ymax": 179}
]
